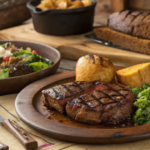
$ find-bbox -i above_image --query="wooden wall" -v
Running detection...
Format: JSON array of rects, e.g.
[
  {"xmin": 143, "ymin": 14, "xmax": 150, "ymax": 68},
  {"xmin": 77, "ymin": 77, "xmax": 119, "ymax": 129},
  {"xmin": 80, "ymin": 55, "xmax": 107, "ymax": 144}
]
[
  {"xmin": 111, "ymin": 0, "xmax": 150, "ymax": 12},
  {"xmin": 95, "ymin": 0, "xmax": 111, "ymax": 15}
]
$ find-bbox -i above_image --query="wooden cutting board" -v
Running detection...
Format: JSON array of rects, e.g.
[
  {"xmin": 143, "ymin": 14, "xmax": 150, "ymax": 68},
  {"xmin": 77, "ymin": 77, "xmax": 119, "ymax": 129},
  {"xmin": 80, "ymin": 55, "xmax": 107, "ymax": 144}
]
[{"xmin": 0, "ymin": 14, "xmax": 150, "ymax": 67}]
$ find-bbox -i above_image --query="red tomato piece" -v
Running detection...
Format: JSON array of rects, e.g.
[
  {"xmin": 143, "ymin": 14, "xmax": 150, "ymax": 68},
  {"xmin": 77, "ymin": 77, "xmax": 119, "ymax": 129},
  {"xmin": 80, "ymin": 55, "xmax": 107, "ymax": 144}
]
[
  {"xmin": 0, "ymin": 70, "xmax": 1, "ymax": 73},
  {"xmin": 3, "ymin": 56, "xmax": 9, "ymax": 61},
  {"xmin": 32, "ymin": 50, "xmax": 37, "ymax": 54}
]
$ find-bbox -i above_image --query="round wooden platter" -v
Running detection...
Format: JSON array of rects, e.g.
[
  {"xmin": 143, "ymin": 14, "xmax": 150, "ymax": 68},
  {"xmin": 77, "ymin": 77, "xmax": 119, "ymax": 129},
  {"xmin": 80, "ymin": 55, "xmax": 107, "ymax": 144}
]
[{"xmin": 15, "ymin": 66, "xmax": 150, "ymax": 144}]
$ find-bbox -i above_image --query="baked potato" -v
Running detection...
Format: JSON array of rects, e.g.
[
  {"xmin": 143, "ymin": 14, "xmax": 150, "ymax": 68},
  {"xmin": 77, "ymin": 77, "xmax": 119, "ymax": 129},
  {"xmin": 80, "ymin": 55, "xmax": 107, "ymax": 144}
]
[
  {"xmin": 37, "ymin": 0, "xmax": 92, "ymax": 10},
  {"xmin": 76, "ymin": 55, "xmax": 115, "ymax": 82},
  {"xmin": 82, "ymin": 0, "xmax": 92, "ymax": 6},
  {"xmin": 69, "ymin": 0, "xmax": 84, "ymax": 9},
  {"xmin": 116, "ymin": 62, "xmax": 150, "ymax": 88},
  {"xmin": 37, "ymin": 0, "xmax": 56, "ymax": 10}
]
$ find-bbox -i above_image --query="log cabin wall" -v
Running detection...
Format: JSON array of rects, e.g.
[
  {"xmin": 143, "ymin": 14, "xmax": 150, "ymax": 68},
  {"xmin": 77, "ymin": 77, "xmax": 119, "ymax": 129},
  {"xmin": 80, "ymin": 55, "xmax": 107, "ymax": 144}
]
[
  {"xmin": 129, "ymin": 0, "xmax": 150, "ymax": 11},
  {"xmin": 111, "ymin": 0, "xmax": 150, "ymax": 12},
  {"xmin": 95, "ymin": 0, "xmax": 111, "ymax": 15}
]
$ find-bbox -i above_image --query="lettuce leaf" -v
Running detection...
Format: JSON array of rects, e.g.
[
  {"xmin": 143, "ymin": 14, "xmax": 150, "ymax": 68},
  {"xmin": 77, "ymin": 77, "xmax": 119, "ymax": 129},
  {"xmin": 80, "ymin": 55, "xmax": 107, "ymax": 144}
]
[
  {"xmin": 29, "ymin": 62, "xmax": 49, "ymax": 72},
  {"xmin": 43, "ymin": 58, "xmax": 53, "ymax": 66},
  {"xmin": 25, "ymin": 54, "xmax": 41, "ymax": 63},
  {"xmin": 13, "ymin": 50, "xmax": 33, "ymax": 58},
  {"xmin": 13, "ymin": 50, "xmax": 54, "ymax": 67},
  {"xmin": 25, "ymin": 54, "xmax": 53, "ymax": 66},
  {"xmin": 0, "ymin": 68, "xmax": 9, "ymax": 79}
]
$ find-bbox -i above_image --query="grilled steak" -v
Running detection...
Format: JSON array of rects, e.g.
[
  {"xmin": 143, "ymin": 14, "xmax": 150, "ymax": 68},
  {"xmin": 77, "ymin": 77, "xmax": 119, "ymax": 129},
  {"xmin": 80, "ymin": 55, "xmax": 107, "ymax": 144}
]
[
  {"xmin": 108, "ymin": 10, "xmax": 150, "ymax": 39},
  {"xmin": 42, "ymin": 81, "xmax": 102, "ymax": 114},
  {"xmin": 66, "ymin": 83, "xmax": 135, "ymax": 124}
]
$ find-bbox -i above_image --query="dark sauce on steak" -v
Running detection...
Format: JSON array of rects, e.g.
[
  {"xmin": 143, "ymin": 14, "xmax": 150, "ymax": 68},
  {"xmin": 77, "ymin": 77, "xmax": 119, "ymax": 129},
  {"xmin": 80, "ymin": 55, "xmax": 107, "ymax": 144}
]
[
  {"xmin": 46, "ymin": 108, "xmax": 136, "ymax": 129},
  {"xmin": 41, "ymin": 82, "xmax": 136, "ymax": 127},
  {"xmin": 35, "ymin": 86, "xmax": 137, "ymax": 129}
]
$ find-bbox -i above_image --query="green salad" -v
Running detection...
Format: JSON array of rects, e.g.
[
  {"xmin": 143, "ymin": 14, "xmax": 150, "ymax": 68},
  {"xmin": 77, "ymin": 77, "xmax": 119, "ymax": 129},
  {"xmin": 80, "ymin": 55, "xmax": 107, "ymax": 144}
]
[
  {"xmin": 0, "ymin": 42, "xmax": 53, "ymax": 79},
  {"xmin": 0, "ymin": 68, "xmax": 9, "ymax": 79},
  {"xmin": 132, "ymin": 84, "xmax": 150, "ymax": 125}
]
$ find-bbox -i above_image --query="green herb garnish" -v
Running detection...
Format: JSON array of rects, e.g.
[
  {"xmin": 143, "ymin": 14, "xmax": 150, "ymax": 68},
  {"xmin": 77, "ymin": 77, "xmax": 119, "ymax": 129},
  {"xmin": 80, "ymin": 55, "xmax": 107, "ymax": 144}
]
[
  {"xmin": 132, "ymin": 87, "xmax": 142, "ymax": 97},
  {"xmin": 132, "ymin": 84, "xmax": 150, "ymax": 125}
]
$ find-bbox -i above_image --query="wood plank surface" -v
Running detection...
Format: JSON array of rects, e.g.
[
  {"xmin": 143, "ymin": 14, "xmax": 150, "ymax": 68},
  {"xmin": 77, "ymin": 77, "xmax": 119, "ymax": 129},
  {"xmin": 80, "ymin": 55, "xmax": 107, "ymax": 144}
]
[
  {"xmin": 0, "ymin": 14, "xmax": 150, "ymax": 67},
  {"xmin": 111, "ymin": 0, "xmax": 128, "ymax": 12},
  {"xmin": 129, "ymin": 0, "xmax": 150, "ymax": 11}
]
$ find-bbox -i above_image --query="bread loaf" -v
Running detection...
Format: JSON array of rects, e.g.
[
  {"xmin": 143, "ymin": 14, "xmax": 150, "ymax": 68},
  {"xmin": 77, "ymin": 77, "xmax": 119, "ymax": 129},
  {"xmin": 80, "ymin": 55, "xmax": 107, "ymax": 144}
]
[
  {"xmin": 108, "ymin": 10, "xmax": 150, "ymax": 40},
  {"xmin": 94, "ymin": 27, "xmax": 150, "ymax": 55}
]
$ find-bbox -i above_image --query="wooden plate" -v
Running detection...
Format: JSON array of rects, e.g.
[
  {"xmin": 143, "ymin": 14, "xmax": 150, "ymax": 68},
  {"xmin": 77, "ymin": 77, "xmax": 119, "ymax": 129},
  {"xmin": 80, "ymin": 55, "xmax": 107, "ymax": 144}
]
[
  {"xmin": 15, "ymin": 66, "xmax": 150, "ymax": 144},
  {"xmin": 0, "ymin": 41, "xmax": 61, "ymax": 95}
]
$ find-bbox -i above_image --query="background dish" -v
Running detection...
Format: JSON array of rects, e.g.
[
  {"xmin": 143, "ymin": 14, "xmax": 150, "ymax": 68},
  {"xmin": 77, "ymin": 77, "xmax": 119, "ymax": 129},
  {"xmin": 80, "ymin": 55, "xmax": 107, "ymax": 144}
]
[
  {"xmin": 0, "ymin": 41, "xmax": 60, "ymax": 95},
  {"xmin": 15, "ymin": 67, "xmax": 150, "ymax": 144},
  {"xmin": 27, "ymin": 0, "xmax": 96, "ymax": 36}
]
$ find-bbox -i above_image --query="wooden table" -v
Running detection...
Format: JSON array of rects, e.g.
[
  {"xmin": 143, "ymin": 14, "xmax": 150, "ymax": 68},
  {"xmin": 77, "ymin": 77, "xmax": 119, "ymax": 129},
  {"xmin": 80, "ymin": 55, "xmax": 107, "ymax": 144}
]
[
  {"xmin": 1, "ymin": 6, "xmax": 150, "ymax": 149},
  {"xmin": 57, "ymin": 59, "xmax": 76, "ymax": 73},
  {"xmin": 2, "ymin": 59, "xmax": 150, "ymax": 150},
  {"xmin": 1, "ymin": 14, "xmax": 150, "ymax": 67}
]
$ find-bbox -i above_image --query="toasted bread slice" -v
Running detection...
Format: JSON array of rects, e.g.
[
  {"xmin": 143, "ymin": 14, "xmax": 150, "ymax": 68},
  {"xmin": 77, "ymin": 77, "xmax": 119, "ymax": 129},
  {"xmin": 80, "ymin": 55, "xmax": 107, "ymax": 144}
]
[{"xmin": 116, "ymin": 63, "xmax": 150, "ymax": 88}]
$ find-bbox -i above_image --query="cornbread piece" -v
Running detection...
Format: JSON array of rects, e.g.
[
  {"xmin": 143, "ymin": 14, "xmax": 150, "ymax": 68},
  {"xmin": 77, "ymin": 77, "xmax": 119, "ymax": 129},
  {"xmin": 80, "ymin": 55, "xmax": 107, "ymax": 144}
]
[
  {"xmin": 42, "ymin": 81, "xmax": 102, "ymax": 114},
  {"xmin": 66, "ymin": 83, "xmax": 135, "ymax": 124},
  {"xmin": 116, "ymin": 63, "xmax": 150, "ymax": 88},
  {"xmin": 76, "ymin": 55, "xmax": 115, "ymax": 82},
  {"xmin": 94, "ymin": 27, "xmax": 150, "ymax": 55},
  {"xmin": 108, "ymin": 10, "xmax": 150, "ymax": 39}
]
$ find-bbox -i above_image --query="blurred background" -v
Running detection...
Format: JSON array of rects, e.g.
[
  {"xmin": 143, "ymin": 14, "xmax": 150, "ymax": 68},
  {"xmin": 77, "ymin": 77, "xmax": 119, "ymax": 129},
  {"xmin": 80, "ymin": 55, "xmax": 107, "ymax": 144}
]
[
  {"xmin": 95, "ymin": 0, "xmax": 110, "ymax": 15},
  {"xmin": 2, "ymin": 0, "xmax": 150, "ymax": 30},
  {"xmin": 0, "ymin": 0, "xmax": 111, "ymax": 30}
]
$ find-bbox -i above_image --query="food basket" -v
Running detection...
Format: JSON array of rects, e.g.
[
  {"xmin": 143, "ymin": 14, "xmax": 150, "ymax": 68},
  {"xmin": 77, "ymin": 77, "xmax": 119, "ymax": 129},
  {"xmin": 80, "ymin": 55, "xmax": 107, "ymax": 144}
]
[{"xmin": 0, "ymin": 0, "xmax": 31, "ymax": 29}]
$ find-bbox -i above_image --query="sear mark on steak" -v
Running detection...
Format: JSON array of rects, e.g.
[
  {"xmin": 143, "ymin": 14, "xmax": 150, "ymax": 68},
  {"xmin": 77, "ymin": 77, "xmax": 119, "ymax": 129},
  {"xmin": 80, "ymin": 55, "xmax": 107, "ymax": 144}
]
[
  {"xmin": 66, "ymin": 83, "xmax": 135, "ymax": 124},
  {"xmin": 42, "ymin": 81, "xmax": 102, "ymax": 114}
]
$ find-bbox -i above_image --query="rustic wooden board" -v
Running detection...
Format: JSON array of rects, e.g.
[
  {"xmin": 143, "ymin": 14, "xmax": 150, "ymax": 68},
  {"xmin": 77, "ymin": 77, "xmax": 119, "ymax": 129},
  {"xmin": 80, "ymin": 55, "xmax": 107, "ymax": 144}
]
[
  {"xmin": 0, "ymin": 15, "xmax": 150, "ymax": 67},
  {"xmin": 111, "ymin": 0, "xmax": 127, "ymax": 12},
  {"xmin": 15, "ymin": 70, "xmax": 150, "ymax": 144}
]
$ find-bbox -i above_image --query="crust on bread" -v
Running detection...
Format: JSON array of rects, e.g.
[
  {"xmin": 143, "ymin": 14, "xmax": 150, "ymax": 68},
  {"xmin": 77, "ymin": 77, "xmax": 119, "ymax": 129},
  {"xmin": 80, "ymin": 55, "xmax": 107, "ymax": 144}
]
[{"xmin": 94, "ymin": 27, "xmax": 150, "ymax": 55}]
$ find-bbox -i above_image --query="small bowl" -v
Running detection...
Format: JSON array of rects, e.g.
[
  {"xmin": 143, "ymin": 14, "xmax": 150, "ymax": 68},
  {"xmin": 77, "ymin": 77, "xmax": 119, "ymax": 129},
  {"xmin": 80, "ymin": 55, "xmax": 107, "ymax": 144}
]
[
  {"xmin": 27, "ymin": 0, "xmax": 97, "ymax": 36},
  {"xmin": 0, "ymin": 41, "xmax": 61, "ymax": 95}
]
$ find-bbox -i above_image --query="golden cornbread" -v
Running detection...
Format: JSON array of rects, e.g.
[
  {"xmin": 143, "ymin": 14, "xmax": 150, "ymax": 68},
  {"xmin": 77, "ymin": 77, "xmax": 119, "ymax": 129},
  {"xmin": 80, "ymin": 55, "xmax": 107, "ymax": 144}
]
[
  {"xmin": 116, "ymin": 63, "xmax": 150, "ymax": 88},
  {"xmin": 76, "ymin": 55, "xmax": 115, "ymax": 82}
]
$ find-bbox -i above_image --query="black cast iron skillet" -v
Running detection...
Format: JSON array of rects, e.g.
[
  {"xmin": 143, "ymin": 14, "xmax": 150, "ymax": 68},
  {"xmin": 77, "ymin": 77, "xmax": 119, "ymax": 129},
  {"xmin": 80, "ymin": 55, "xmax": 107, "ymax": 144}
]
[{"xmin": 27, "ymin": 0, "xmax": 97, "ymax": 36}]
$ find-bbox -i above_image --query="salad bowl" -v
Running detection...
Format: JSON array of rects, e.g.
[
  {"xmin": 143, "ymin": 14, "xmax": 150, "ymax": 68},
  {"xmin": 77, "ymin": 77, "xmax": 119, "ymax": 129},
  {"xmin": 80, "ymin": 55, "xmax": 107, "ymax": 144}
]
[{"xmin": 0, "ymin": 41, "xmax": 61, "ymax": 95}]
